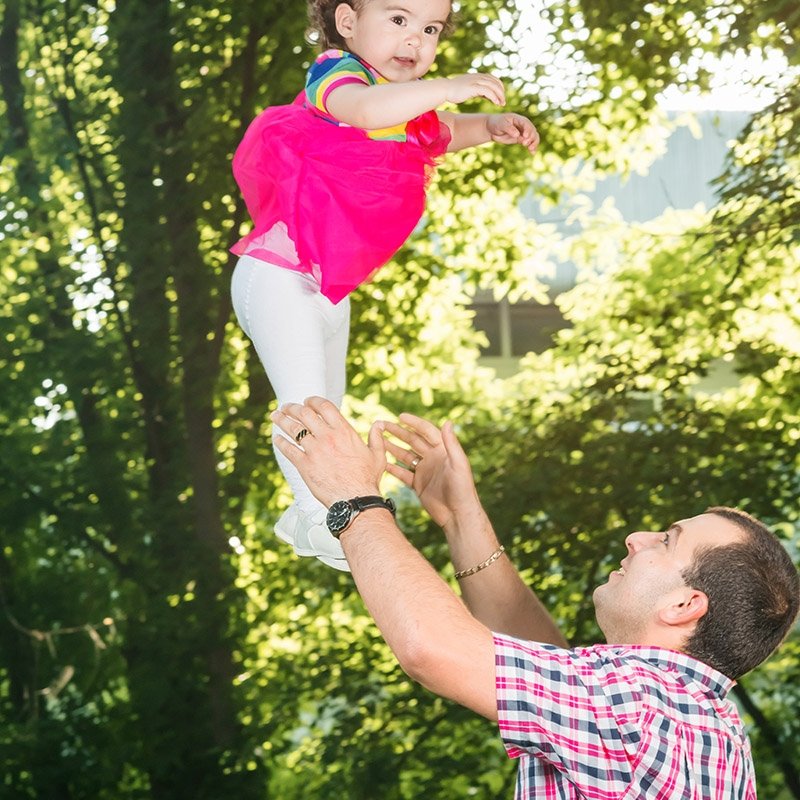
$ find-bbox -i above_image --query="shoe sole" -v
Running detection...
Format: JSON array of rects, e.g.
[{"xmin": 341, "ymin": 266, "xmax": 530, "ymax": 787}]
[
  {"xmin": 274, "ymin": 511, "xmax": 349, "ymax": 570},
  {"xmin": 316, "ymin": 554, "xmax": 351, "ymax": 572}
]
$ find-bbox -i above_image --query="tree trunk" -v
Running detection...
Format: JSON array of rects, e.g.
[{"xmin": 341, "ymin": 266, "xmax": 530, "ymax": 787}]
[{"xmin": 107, "ymin": 1, "xmax": 262, "ymax": 796}]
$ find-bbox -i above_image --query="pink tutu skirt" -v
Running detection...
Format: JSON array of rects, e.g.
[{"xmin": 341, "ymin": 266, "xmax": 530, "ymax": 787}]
[{"xmin": 231, "ymin": 94, "xmax": 451, "ymax": 304}]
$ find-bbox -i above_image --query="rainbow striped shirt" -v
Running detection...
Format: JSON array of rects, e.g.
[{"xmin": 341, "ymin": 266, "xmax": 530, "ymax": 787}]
[{"xmin": 305, "ymin": 49, "xmax": 409, "ymax": 141}]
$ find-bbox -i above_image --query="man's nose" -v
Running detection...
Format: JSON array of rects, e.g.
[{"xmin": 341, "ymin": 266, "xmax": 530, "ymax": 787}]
[{"xmin": 625, "ymin": 531, "xmax": 660, "ymax": 553}]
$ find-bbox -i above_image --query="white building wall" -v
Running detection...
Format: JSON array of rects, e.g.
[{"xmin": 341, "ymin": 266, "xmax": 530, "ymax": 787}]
[{"xmin": 472, "ymin": 110, "xmax": 751, "ymax": 370}]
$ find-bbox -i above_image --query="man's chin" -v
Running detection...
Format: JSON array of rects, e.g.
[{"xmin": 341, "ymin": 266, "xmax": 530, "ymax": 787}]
[
  {"xmin": 591, "ymin": 582, "xmax": 607, "ymax": 603},
  {"xmin": 591, "ymin": 583, "xmax": 611, "ymax": 626}
]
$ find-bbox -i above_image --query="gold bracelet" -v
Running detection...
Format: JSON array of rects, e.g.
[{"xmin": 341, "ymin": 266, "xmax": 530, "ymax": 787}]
[{"xmin": 454, "ymin": 545, "xmax": 506, "ymax": 580}]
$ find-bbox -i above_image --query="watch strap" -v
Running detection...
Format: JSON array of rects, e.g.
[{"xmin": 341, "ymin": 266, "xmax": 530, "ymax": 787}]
[{"xmin": 351, "ymin": 496, "xmax": 396, "ymax": 515}]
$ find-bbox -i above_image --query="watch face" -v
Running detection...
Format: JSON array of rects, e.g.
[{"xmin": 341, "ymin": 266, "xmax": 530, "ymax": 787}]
[{"xmin": 326, "ymin": 500, "xmax": 354, "ymax": 536}]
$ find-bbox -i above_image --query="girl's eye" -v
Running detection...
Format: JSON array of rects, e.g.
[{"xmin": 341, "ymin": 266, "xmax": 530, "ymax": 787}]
[
  {"xmin": 424, "ymin": 24, "xmax": 442, "ymax": 35},
  {"xmin": 390, "ymin": 15, "xmax": 405, "ymax": 26}
]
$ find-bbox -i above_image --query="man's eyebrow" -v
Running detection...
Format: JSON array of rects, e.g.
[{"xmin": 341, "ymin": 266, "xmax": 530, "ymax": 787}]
[{"xmin": 667, "ymin": 523, "xmax": 683, "ymax": 544}]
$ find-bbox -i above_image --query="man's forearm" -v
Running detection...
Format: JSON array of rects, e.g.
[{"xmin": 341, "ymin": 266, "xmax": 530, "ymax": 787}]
[
  {"xmin": 339, "ymin": 509, "xmax": 498, "ymax": 720},
  {"xmin": 380, "ymin": 412, "xmax": 567, "ymax": 646},
  {"xmin": 445, "ymin": 503, "xmax": 568, "ymax": 647}
]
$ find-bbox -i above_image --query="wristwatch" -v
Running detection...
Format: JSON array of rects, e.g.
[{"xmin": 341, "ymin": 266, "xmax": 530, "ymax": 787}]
[{"xmin": 326, "ymin": 496, "xmax": 396, "ymax": 538}]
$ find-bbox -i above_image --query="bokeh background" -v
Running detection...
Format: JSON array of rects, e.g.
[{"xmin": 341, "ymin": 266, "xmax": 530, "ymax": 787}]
[{"xmin": 1, "ymin": 0, "xmax": 798, "ymax": 797}]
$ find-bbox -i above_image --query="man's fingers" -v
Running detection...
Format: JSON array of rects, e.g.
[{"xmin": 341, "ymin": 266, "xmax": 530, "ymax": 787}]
[
  {"xmin": 383, "ymin": 420, "xmax": 438, "ymax": 456},
  {"xmin": 272, "ymin": 402, "xmax": 308, "ymax": 424},
  {"xmin": 386, "ymin": 462, "xmax": 413, "ymax": 488},
  {"xmin": 271, "ymin": 404, "xmax": 321, "ymax": 444},
  {"xmin": 273, "ymin": 431, "xmax": 304, "ymax": 464},
  {"xmin": 396, "ymin": 413, "xmax": 443, "ymax": 446},
  {"xmin": 273, "ymin": 398, "xmax": 343, "ymax": 442},
  {"xmin": 381, "ymin": 420, "xmax": 415, "ymax": 447},
  {"xmin": 270, "ymin": 407, "xmax": 299, "ymax": 437},
  {"xmin": 304, "ymin": 395, "xmax": 341, "ymax": 427},
  {"xmin": 382, "ymin": 439, "xmax": 424, "ymax": 476},
  {"xmin": 383, "ymin": 436, "xmax": 409, "ymax": 462},
  {"xmin": 441, "ymin": 420, "xmax": 469, "ymax": 467},
  {"xmin": 367, "ymin": 422, "xmax": 386, "ymax": 456}
]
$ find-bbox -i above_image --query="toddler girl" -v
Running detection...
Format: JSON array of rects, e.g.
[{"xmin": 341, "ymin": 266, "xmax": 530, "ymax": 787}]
[{"xmin": 230, "ymin": 0, "xmax": 539, "ymax": 570}]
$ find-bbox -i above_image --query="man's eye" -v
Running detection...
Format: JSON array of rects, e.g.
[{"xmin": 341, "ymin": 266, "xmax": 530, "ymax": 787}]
[{"xmin": 662, "ymin": 534, "xmax": 670, "ymax": 546}]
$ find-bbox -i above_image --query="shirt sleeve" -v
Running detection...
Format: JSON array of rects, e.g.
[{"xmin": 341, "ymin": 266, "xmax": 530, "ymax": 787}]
[
  {"xmin": 305, "ymin": 49, "xmax": 375, "ymax": 116},
  {"xmin": 494, "ymin": 634, "xmax": 644, "ymax": 793}
]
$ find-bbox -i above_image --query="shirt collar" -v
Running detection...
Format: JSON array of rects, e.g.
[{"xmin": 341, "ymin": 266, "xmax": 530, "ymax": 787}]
[
  {"xmin": 595, "ymin": 644, "xmax": 735, "ymax": 699},
  {"xmin": 343, "ymin": 50, "xmax": 387, "ymax": 84}
]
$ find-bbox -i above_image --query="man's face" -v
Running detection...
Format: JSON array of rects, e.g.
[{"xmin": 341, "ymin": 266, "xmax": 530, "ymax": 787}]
[{"xmin": 593, "ymin": 513, "xmax": 744, "ymax": 643}]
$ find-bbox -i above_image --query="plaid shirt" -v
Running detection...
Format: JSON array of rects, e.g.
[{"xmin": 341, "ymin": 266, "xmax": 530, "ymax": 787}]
[{"xmin": 495, "ymin": 634, "xmax": 757, "ymax": 799}]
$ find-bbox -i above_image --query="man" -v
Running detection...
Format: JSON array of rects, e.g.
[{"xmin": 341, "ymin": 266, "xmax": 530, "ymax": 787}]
[{"xmin": 272, "ymin": 396, "xmax": 800, "ymax": 799}]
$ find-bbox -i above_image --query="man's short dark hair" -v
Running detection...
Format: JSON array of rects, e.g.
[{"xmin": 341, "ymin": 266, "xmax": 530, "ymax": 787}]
[{"xmin": 681, "ymin": 506, "xmax": 799, "ymax": 679}]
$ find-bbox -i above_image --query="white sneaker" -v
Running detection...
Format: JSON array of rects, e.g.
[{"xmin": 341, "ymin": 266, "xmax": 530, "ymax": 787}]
[
  {"xmin": 274, "ymin": 505, "xmax": 351, "ymax": 572},
  {"xmin": 274, "ymin": 504, "xmax": 302, "ymax": 547},
  {"xmin": 292, "ymin": 510, "xmax": 346, "ymax": 560},
  {"xmin": 315, "ymin": 554, "xmax": 351, "ymax": 572}
]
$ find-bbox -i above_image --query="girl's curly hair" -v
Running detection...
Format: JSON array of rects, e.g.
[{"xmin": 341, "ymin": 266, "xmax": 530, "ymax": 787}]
[
  {"xmin": 307, "ymin": 0, "xmax": 366, "ymax": 49},
  {"xmin": 307, "ymin": 1, "xmax": 454, "ymax": 50}
]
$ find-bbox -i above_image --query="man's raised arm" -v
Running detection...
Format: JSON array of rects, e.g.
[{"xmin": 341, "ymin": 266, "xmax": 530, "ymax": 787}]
[
  {"xmin": 271, "ymin": 397, "xmax": 498, "ymax": 720},
  {"xmin": 382, "ymin": 413, "xmax": 567, "ymax": 647}
]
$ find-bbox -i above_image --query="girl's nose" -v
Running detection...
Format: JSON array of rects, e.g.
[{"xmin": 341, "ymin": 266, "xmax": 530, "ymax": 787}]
[{"xmin": 406, "ymin": 31, "xmax": 421, "ymax": 48}]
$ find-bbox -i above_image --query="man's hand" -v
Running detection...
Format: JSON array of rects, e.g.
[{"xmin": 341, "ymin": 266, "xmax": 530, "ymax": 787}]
[
  {"xmin": 380, "ymin": 414, "xmax": 481, "ymax": 530},
  {"xmin": 487, "ymin": 113, "xmax": 540, "ymax": 153},
  {"xmin": 271, "ymin": 397, "xmax": 386, "ymax": 507}
]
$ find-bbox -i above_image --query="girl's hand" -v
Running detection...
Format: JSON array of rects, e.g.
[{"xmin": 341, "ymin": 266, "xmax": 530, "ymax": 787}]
[
  {"xmin": 380, "ymin": 414, "xmax": 481, "ymax": 530},
  {"xmin": 487, "ymin": 113, "xmax": 540, "ymax": 153},
  {"xmin": 444, "ymin": 73, "xmax": 506, "ymax": 107}
]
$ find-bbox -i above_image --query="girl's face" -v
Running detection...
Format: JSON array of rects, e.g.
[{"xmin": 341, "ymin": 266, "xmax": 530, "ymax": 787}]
[{"xmin": 335, "ymin": 0, "xmax": 451, "ymax": 82}]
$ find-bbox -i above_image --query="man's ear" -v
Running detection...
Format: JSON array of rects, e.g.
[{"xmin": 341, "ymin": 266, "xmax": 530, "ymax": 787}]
[
  {"xmin": 658, "ymin": 587, "xmax": 708, "ymax": 627},
  {"xmin": 335, "ymin": 4, "xmax": 357, "ymax": 39}
]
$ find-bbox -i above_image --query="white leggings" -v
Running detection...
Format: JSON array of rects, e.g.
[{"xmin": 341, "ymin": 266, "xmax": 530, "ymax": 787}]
[{"xmin": 231, "ymin": 255, "xmax": 350, "ymax": 516}]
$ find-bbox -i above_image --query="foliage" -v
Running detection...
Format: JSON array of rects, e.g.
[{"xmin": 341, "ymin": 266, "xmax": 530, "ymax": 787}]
[{"xmin": 0, "ymin": 0, "xmax": 797, "ymax": 797}]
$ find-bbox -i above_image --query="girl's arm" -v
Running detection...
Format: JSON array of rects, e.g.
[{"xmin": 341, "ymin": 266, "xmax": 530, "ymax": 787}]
[
  {"xmin": 325, "ymin": 73, "xmax": 505, "ymax": 131},
  {"xmin": 439, "ymin": 111, "xmax": 540, "ymax": 154}
]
